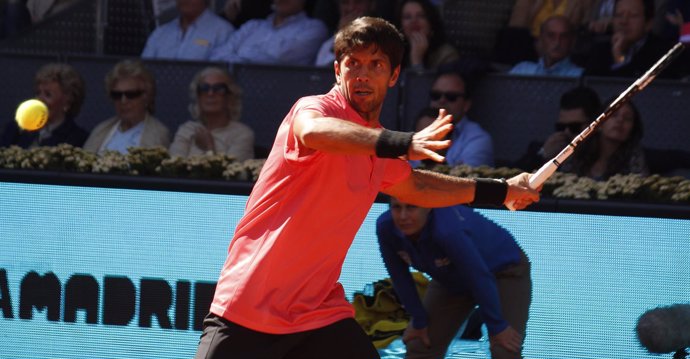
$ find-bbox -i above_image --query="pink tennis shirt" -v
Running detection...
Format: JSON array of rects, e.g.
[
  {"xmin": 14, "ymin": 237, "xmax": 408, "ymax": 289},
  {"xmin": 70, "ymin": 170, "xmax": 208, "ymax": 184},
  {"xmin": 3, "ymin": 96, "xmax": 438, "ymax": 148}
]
[{"xmin": 210, "ymin": 86, "xmax": 412, "ymax": 334}]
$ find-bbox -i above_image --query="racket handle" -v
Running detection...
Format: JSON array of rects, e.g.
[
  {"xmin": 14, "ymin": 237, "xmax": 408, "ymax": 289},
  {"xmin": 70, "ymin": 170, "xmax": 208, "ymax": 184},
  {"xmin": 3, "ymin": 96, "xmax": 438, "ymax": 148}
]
[
  {"xmin": 505, "ymin": 161, "xmax": 559, "ymax": 211},
  {"xmin": 529, "ymin": 160, "xmax": 558, "ymax": 188}
]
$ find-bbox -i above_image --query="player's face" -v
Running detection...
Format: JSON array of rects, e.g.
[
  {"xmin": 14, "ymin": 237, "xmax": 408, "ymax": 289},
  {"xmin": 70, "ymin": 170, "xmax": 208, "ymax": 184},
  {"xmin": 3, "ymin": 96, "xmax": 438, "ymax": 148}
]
[
  {"xmin": 110, "ymin": 77, "xmax": 149, "ymax": 124},
  {"xmin": 390, "ymin": 198, "xmax": 431, "ymax": 238},
  {"xmin": 36, "ymin": 80, "xmax": 70, "ymax": 123},
  {"xmin": 335, "ymin": 45, "xmax": 400, "ymax": 123}
]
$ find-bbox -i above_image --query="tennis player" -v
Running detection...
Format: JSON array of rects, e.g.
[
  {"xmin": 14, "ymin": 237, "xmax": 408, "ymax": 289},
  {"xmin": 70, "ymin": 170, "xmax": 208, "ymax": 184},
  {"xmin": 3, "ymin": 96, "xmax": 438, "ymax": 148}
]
[{"xmin": 194, "ymin": 16, "xmax": 539, "ymax": 359}]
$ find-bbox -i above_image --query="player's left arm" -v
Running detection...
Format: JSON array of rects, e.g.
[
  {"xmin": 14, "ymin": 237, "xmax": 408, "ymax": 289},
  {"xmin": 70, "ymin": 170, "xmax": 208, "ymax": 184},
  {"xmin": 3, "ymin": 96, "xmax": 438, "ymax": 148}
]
[
  {"xmin": 381, "ymin": 169, "xmax": 539, "ymax": 209},
  {"xmin": 293, "ymin": 109, "xmax": 452, "ymax": 161}
]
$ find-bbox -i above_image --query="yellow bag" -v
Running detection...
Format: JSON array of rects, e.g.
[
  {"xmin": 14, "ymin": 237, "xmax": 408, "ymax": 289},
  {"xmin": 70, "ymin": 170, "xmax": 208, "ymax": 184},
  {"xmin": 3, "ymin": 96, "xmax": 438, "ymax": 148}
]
[{"xmin": 351, "ymin": 272, "xmax": 429, "ymax": 348}]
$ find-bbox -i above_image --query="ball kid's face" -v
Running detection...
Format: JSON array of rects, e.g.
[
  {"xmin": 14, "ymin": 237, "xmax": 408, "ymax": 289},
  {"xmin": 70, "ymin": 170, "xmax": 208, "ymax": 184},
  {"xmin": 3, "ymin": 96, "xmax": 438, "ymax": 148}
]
[
  {"xmin": 36, "ymin": 80, "xmax": 69, "ymax": 122},
  {"xmin": 335, "ymin": 45, "xmax": 400, "ymax": 123},
  {"xmin": 390, "ymin": 197, "xmax": 431, "ymax": 237}
]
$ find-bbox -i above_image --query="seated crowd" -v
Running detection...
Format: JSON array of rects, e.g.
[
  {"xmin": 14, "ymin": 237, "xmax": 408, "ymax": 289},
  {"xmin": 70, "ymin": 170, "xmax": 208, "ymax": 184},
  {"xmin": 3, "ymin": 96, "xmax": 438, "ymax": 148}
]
[{"xmin": 1, "ymin": 0, "xmax": 689, "ymax": 181}]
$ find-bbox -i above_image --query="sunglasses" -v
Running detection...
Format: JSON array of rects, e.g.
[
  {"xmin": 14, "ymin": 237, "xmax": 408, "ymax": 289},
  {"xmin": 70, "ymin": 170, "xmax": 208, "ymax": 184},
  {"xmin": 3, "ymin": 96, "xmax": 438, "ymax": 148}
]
[
  {"xmin": 429, "ymin": 91, "xmax": 465, "ymax": 102},
  {"xmin": 110, "ymin": 90, "xmax": 144, "ymax": 100},
  {"xmin": 555, "ymin": 122, "xmax": 586, "ymax": 133},
  {"xmin": 197, "ymin": 83, "xmax": 230, "ymax": 95}
]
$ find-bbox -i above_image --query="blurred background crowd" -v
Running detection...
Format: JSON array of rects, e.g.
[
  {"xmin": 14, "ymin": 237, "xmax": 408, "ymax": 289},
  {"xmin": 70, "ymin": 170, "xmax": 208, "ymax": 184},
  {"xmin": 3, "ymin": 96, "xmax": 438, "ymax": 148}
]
[{"xmin": 1, "ymin": 0, "xmax": 689, "ymax": 180}]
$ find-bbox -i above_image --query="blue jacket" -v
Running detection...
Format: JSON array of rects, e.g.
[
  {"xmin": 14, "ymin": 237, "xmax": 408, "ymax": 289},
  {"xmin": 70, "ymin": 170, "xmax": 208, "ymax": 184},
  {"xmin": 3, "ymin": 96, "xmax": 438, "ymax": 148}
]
[{"xmin": 376, "ymin": 205, "xmax": 521, "ymax": 334}]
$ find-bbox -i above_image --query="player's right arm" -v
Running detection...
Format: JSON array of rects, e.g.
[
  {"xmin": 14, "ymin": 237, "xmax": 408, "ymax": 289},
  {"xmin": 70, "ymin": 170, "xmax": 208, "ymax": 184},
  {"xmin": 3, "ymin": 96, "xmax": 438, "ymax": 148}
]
[{"xmin": 292, "ymin": 109, "xmax": 453, "ymax": 161}]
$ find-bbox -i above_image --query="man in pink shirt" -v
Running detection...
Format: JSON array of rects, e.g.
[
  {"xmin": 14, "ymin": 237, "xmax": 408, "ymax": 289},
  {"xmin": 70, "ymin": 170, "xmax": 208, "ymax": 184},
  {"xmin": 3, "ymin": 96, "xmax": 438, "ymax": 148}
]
[{"xmin": 195, "ymin": 16, "xmax": 539, "ymax": 359}]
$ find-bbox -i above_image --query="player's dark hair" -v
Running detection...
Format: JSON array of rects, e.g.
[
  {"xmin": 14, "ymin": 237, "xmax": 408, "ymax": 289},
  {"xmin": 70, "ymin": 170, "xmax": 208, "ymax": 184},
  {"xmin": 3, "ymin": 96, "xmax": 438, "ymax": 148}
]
[{"xmin": 334, "ymin": 16, "xmax": 405, "ymax": 72}]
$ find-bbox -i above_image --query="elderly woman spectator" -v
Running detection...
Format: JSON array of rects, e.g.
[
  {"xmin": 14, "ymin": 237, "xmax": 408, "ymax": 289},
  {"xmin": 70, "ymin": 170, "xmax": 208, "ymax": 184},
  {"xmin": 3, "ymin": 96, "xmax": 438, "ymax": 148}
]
[
  {"xmin": 1, "ymin": 63, "xmax": 88, "ymax": 148},
  {"xmin": 395, "ymin": 0, "xmax": 459, "ymax": 71},
  {"xmin": 169, "ymin": 67, "xmax": 254, "ymax": 160},
  {"xmin": 83, "ymin": 59, "xmax": 170, "ymax": 154}
]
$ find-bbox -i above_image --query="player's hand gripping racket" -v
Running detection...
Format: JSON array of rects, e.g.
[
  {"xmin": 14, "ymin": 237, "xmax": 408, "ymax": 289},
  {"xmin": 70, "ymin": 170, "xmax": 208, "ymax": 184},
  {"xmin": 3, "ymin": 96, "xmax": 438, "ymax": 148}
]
[{"xmin": 506, "ymin": 42, "xmax": 686, "ymax": 210}]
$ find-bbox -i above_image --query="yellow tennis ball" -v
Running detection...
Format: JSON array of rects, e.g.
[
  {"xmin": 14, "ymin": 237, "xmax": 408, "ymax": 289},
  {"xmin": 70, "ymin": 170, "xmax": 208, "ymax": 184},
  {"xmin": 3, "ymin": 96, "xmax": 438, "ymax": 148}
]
[{"xmin": 15, "ymin": 99, "xmax": 49, "ymax": 131}]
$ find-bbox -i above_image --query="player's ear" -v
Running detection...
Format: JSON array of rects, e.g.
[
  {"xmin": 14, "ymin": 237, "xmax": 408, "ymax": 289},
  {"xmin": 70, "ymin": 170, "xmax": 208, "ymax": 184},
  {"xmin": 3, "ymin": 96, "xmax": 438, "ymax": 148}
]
[{"xmin": 334, "ymin": 60, "xmax": 341, "ymax": 85}]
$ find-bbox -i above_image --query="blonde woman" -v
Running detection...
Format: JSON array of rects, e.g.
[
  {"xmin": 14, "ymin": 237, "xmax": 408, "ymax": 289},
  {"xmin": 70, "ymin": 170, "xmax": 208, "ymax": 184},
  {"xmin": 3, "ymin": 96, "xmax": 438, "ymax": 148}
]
[
  {"xmin": 83, "ymin": 59, "xmax": 170, "ymax": 154},
  {"xmin": 169, "ymin": 67, "xmax": 254, "ymax": 160}
]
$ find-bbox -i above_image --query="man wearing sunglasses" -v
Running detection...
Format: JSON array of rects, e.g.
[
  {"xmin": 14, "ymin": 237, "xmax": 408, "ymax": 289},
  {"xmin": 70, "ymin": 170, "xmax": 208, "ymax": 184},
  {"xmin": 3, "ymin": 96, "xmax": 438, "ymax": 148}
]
[
  {"xmin": 513, "ymin": 86, "xmax": 602, "ymax": 171},
  {"xmin": 428, "ymin": 67, "xmax": 494, "ymax": 168}
]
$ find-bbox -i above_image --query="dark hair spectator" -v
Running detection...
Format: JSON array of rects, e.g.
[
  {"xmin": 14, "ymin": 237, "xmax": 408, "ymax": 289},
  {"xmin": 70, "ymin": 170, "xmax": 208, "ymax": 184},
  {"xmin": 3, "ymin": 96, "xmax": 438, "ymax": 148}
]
[
  {"xmin": 584, "ymin": 0, "xmax": 684, "ymax": 78},
  {"xmin": 562, "ymin": 98, "xmax": 648, "ymax": 180},
  {"xmin": 427, "ymin": 66, "xmax": 493, "ymax": 167},
  {"xmin": 394, "ymin": 0, "xmax": 459, "ymax": 71},
  {"xmin": 513, "ymin": 86, "xmax": 602, "ymax": 172}
]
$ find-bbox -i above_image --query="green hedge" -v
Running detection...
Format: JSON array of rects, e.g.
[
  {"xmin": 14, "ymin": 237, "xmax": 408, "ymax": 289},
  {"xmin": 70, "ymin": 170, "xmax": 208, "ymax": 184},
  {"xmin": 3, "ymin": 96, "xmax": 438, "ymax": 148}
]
[{"xmin": 1, "ymin": 144, "xmax": 689, "ymax": 203}]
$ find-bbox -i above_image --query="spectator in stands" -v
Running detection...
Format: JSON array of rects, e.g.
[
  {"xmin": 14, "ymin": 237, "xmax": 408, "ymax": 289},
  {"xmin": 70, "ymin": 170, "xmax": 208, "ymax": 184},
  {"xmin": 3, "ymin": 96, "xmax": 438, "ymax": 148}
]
[
  {"xmin": 513, "ymin": 86, "xmax": 602, "ymax": 171},
  {"xmin": 210, "ymin": 0, "xmax": 328, "ymax": 66},
  {"xmin": 510, "ymin": 15, "xmax": 584, "ymax": 77},
  {"xmin": 141, "ymin": 0, "xmax": 235, "ymax": 61},
  {"xmin": 377, "ymin": 197, "xmax": 532, "ymax": 359},
  {"xmin": 1, "ymin": 63, "xmax": 88, "ymax": 148},
  {"xmin": 496, "ymin": 0, "xmax": 590, "ymax": 65},
  {"xmin": 315, "ymin": 0, "xmax": 376, "ymax": 67},
  {"xmin": 0, "ymin": 0, "xmax": 32, "ymax": 39},
  {"xmin": 26, "ymin": 0, "xmax": 78, "ymax": 24},
  {"xmin": 584, "ymin": 0, "xmax": 682, "ymax": 78},
  {"xmin": 428, "ymin": 68, "xmax": 494, "ymax": 167},
  {"xmin": 222, "ymin": 0, "xmax": 272, "ymax": 28},
  {"xmin": 169, "ymin": 66, "xmax": 254, "ymax": 160},
  {"xmin": 588, "ymin": 0, "xmax": 616, "ymax": 34},
  {"xmin": 561, "ymin": 99, "xmax": 648, "ymax": 180},
  {"xmin": 395, "ymin": 0, "xmax": 459, "ymax": 72},
  {"xmin": 83, "ymin": 60, "xmax": 170, "ymax": 155},
  {"xmin": 508, "ymin": 0, "xmax": 590, "ymax": 38}
]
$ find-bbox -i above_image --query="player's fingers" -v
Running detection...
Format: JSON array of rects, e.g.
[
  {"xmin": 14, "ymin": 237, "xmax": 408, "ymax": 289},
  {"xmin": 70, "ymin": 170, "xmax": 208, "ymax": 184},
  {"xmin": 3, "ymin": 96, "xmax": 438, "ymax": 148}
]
[{"xmin": 423, "ymin": 149, "xmax": 445, "ymax": 163}]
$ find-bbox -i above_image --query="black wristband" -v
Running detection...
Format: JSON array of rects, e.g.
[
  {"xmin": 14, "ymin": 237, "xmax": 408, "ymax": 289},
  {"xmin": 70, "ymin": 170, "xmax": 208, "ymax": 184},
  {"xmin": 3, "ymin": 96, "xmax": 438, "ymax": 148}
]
[
  {"xmin": 375, "ymin": 129, "xmax": 414, "ymax": 158},
  {"xmin": 472, "ymin": 178, "xmax": 508, "ymax": 207}
]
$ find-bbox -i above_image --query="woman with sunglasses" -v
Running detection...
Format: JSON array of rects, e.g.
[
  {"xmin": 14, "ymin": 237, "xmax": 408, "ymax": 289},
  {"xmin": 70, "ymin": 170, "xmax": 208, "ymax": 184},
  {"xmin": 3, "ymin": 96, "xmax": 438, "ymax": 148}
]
[
  {"xmin": 1, "ymin": 63, "xmax": 88, "ymax": 149},
  {"xmin": 83, "ymin": 59, "xmax": 170, "ymax": 154},
  {"xmin": 169, "ymin": 67, "xmax": 254, "ymax": 160}
]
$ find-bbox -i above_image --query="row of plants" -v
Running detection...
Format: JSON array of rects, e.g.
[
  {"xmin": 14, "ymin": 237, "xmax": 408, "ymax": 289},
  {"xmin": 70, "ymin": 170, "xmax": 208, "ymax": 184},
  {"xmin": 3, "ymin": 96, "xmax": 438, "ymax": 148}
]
[{"xmin": 1, "ymin": 144, "xmax": 689, "ymax": 203}]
